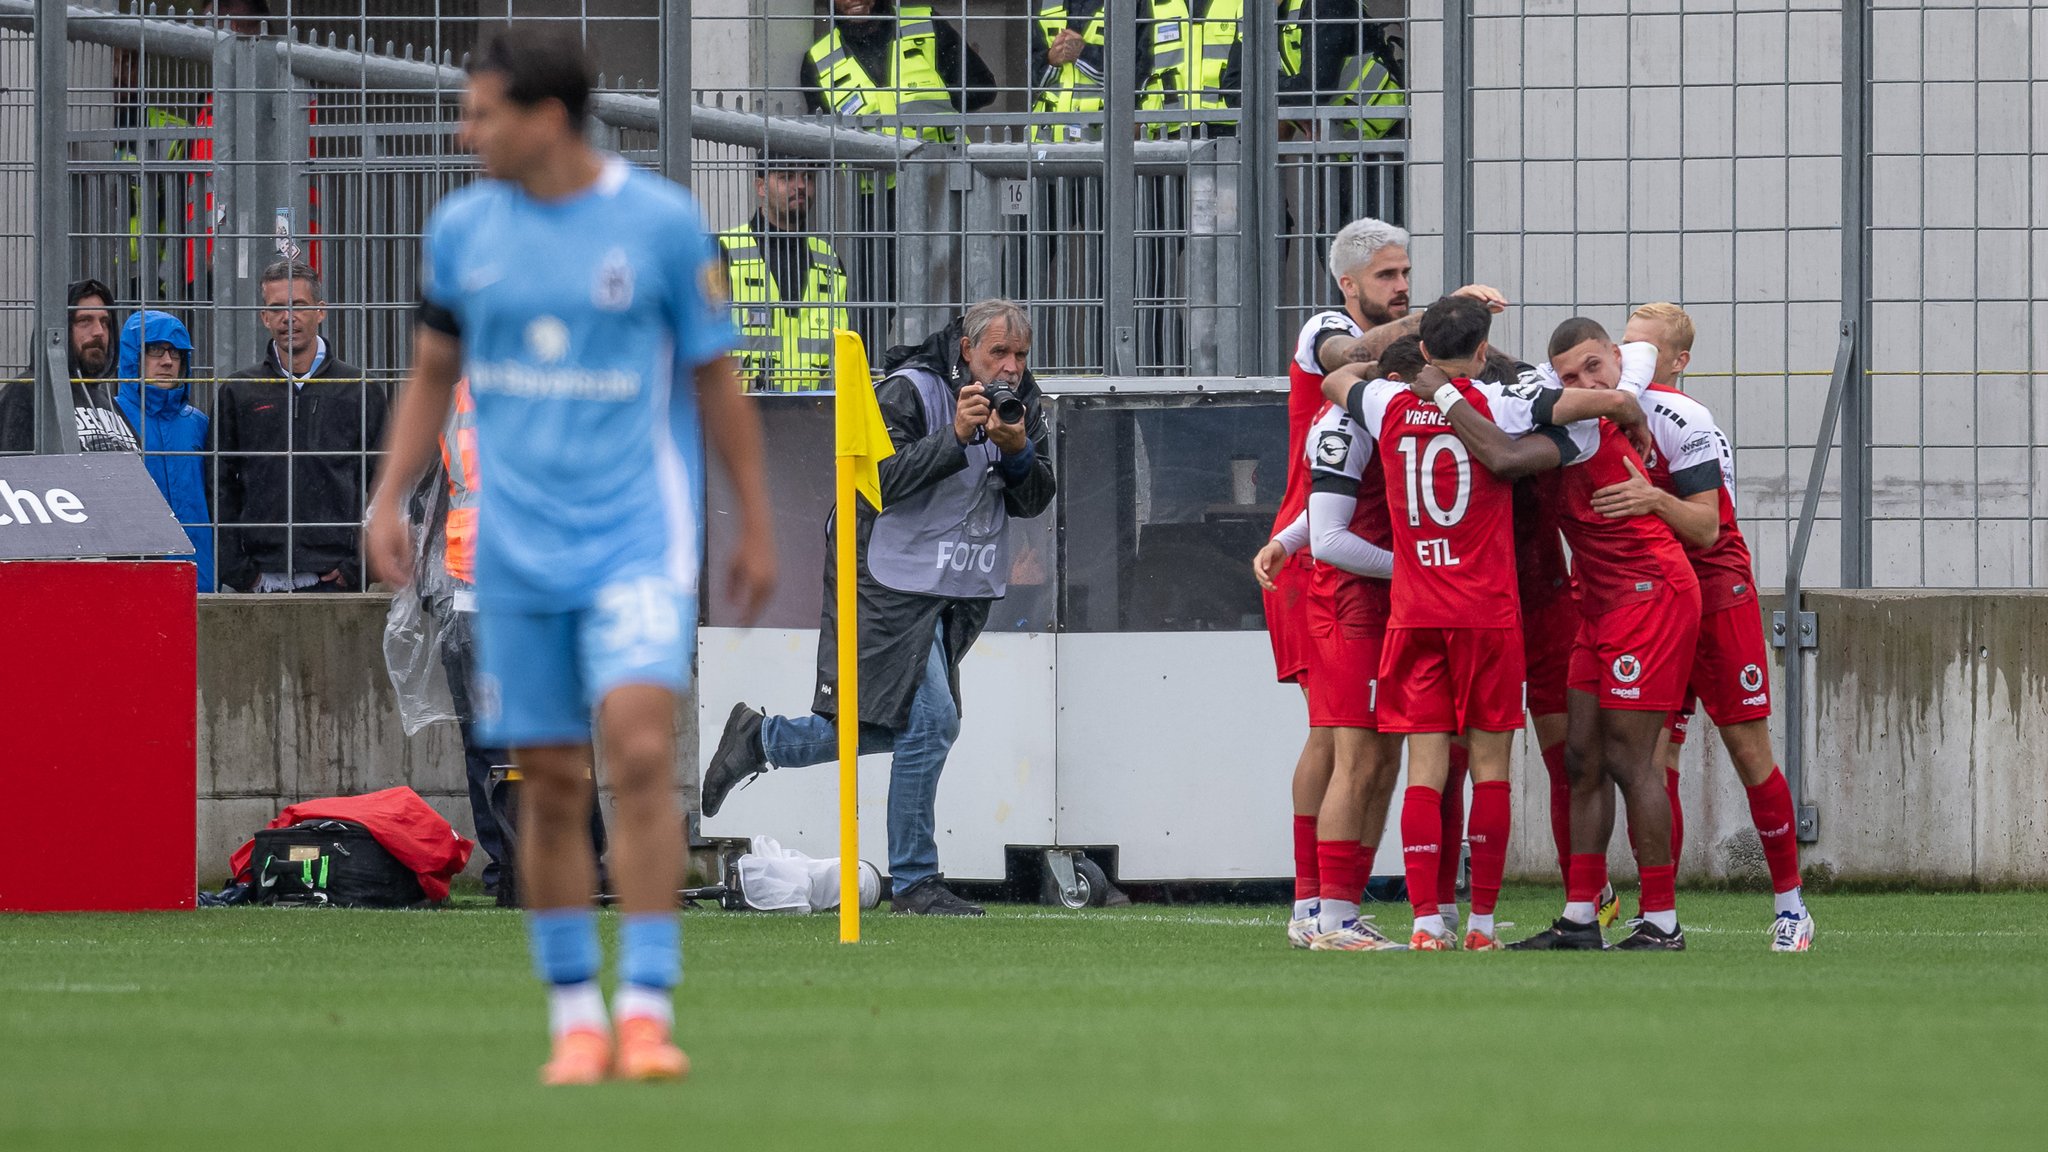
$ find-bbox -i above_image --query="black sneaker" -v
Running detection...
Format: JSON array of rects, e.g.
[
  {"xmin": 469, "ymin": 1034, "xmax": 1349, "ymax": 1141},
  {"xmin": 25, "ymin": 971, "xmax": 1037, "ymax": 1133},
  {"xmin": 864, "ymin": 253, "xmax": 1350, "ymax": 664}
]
[
  {"xmin": 701, "ymin": 703, "xmax": 766, "ymax": 817},
  {"xmin": 1507, "ymin": 917, "xmax": 1608, "ymax": 951},
  {"xmin": 1614, "ymin": 919, "xmax": 1687, "ymax": 951},
  {"xmin": 890, "ymin": 876, "xmax": 985, "ymax": 917}
]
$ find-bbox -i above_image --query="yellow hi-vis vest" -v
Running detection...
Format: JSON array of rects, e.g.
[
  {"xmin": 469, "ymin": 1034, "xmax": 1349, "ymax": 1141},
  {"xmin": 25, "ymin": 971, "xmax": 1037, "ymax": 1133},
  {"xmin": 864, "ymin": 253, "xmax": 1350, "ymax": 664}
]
[
  {"xmin": 1030, "ymin": 1, "xmax": 1111, "ymax": 143},
  {"xmin": 807, "ymin": 6, "xmax": 956, "ymax": 143},
  {"xmin": 1276, "ymin": 1, "xmax": 1405, "ymax": 141},
  {"xmin": 1141, "ymin": 0, "xmax": 1243, "ymax": 139},
  {"xmin": 716, "ymin": 225, "xmax": 850, "ymax": 393}
]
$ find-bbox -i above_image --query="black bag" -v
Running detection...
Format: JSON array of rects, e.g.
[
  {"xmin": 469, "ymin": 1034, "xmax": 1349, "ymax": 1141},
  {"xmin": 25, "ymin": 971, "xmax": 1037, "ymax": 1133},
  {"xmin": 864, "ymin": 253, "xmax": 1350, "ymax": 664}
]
[{"xmin": 251, "ymin": 820, "xmax": 426, "ymax": 908}]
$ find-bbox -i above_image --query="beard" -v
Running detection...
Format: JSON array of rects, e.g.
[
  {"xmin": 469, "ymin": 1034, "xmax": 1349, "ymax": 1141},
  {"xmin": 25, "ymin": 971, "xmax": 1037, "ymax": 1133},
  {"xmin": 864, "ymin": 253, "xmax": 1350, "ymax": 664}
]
[
  {"xmin": 72, "ymin": 344, "xmax": 109, "ymax": 378},
  {"xmin": 1358, "ymin": 296, "xmax": 1408, "ymax": 328}
]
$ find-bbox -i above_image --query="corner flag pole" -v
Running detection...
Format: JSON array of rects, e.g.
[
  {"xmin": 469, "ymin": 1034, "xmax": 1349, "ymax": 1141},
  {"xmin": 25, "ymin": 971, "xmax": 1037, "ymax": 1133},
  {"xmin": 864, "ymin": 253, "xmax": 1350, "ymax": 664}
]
[{"xmin": 832, "ymin": 330, "xmax": 891, "ymax": 943}]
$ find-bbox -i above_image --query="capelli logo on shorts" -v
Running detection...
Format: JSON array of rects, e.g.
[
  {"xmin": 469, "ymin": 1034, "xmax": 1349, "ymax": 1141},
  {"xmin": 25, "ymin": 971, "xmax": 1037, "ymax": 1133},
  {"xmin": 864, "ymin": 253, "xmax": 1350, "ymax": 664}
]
[
  {"xmin": 1742, "ymin": 693, "xmax": 1769, "ymax": 706},
  {"xmin": 1612, "ymin": 654, "xmax": 1643, "ymax": 684},
  {"xmin": 1739, "ymin": 663, "xmax": 1765, "ymax": 692},
  {"xmin": 1611, "ymin": 686, "xmax": 1641, "ymax": 700}
]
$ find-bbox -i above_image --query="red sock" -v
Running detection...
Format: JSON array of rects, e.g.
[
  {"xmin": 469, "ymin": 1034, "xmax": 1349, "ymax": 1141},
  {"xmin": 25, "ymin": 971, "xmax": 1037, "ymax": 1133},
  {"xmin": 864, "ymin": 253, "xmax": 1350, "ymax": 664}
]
[
  {"xmin": 1400, "ymin": 786, "xmax": 1443, "ymax": 919},
  {"xmin": 1293, "ymin": 814, "xmax": 1319, "ymax": 902},
  {"xmin": 1316, "ymin": 840, "xmax": 1367, "ymax": 907},
  {"xmin": 1467, "ymin": 781, "xmax": 1511, "ymax": 916},
  {"xmin": 1358, "ymin": 845, "xmax": 1377, "ymax": 904},
  {"xmin": 1746, "ymin": 768, "xmax": 1803, "ymax": 894},
  {"xmin": 1639, "ymin": 863, "xmax": 1677, "ymax": 915},
  {"xmin": 1439, "ymin": 746, "xmax": 1469, "ymax": 906},
  {"xmin": 1542, "ymin": 743, "xmax": 1571, "ymax": 886},
  {"xmin": 1667, "ymin": 766, "xmax": 1685, "ymax": 869},
  {"xmin": 1567, "ymin": 852, "xmax": 1608, "ymax": 906}
]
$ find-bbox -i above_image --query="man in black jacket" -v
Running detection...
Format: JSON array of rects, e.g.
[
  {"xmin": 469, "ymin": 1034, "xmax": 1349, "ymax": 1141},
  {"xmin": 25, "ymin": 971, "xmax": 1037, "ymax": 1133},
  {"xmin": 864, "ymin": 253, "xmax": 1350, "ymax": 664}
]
[
  {"xmin": 0, "ymin": 278, "xmax": 140, "ymax": 454},
  {"xmin": 215, "ymin": 260, "xmax": 388, "ymax": 592},
  {"xmin": 702, "ymin": 300, "xmax": 1057, "ymax": 916}
]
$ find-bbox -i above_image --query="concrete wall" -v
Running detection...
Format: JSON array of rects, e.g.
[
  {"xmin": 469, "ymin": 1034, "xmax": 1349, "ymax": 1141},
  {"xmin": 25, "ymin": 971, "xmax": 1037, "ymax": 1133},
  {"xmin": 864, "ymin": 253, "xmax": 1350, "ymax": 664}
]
[
  {"xmin": 197, "ymin": 589, "xmax": 2048, "ymax": 888},
  {"xmin": 195, "ymin": 596, "xmax": 698, "ymax": 885}
]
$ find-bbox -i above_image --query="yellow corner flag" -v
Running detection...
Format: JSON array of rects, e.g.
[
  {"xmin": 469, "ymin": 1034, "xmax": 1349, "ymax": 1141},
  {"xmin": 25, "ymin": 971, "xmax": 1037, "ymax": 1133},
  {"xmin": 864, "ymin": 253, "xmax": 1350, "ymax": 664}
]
[
  {"xmin": 832, "ymin": 330, "xmax": 890, "ymax": 943},
  {"xmin": 835, "ymin": 330, "xmax": 894, "ymax": 513}
]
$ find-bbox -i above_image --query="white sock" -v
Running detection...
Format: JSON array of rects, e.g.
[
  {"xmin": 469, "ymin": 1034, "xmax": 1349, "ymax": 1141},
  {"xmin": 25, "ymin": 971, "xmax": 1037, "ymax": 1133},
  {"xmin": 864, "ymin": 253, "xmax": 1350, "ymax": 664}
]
[
  {"xmin": 613, "ymin": 983, "xmax": 674, "ymax": 1028},
  {"xmin": 1412, "ymin": 913, "xmax": 1446, "ymax": 938},
  {"xmin": 548, "ymin": 981, "xmax": 608, "ymax": 1038},
  {"xmin": 1439, "ymin": 902, "xmax": 1460, "ymax": 927},
  {"xmin": 1469, "ymin": 912, "xmax": 1495, "ymax": 937},
  {"xmin": 1292, "ymin": 898, "xmax": 1319, "ymax": 920},
  {"xmin": 1644, "ymin": 909, "xmax": 1679, "ymax": 933},
  {"xmin": 1774, "ymin": 888, "xmax": 1806, "ymax": 917},
  {"xmin": 1318, "ymin": 899, "xmax": 1360, "ymax": 934},
  {"xmin": 1562, "ymin": 901, "xmax": 1597, "ymax": 925}
]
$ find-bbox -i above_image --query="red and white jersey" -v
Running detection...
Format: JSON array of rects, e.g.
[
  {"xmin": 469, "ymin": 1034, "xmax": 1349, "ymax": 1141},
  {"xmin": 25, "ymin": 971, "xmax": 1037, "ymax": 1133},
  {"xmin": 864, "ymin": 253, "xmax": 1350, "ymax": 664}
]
[
  {"xmin": 1273, "ymin": 310, "xmax": 1365, "ymax": 538},
  {"xmin": 1506, "ymin": 374, "xmax": 1699, "ymax": 617},
  {"xmin": 1304, "ymin": 400, "xmax": 1393, "ymax": 608},
  {"xmin": 1347, "ymin": 377, "xmax": 1534, "ymax": 630},
  {"xmin": 1640, "ymin": 382, "xmax": 1758, "ymax": 613}
]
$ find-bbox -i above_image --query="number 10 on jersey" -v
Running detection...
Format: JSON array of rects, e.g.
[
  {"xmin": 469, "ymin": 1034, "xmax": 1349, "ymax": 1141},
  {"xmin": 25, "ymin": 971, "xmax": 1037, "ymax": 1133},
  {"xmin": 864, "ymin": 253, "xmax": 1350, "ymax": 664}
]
[{"xmin": 1398, "ymin": 433, "xmax": 1471, "ymax": 567}]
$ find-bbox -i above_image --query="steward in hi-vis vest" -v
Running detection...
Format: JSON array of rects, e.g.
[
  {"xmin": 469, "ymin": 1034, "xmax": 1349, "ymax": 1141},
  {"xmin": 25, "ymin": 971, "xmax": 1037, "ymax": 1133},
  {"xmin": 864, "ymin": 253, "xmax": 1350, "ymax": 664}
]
[
  {"xmin": 1029, "ymin": 0, "xmax": 1112, "ymax": 143},
  {"xmin": 715, "ymin": 161, "xmax": 849, "ymax": 393},
  {"xmin": 1141, "ymin": 0, "xmax": 1244, "ymax": 139},
  {"xmin": 799, "ymin": 1, "xmax": 997, "ymax": 141},
  {"xmin": 1278, "ymin": 0, "xmax": 1405, "ymax": 143}
]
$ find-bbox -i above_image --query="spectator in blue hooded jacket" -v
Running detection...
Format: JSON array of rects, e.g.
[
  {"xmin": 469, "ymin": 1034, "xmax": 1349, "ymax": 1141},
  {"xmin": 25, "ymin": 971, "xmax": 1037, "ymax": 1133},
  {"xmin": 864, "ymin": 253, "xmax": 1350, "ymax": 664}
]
[{"xmin": 116, "ymin": 310, "xmax": 214, "ymax": 591}]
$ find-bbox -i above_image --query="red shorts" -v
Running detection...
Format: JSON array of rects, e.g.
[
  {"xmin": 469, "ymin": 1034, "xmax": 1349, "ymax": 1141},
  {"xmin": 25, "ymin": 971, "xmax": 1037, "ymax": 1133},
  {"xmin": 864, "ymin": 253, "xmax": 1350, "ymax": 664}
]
[
  {"xmin": 1568, "ymin": 585, "xmax": 1703, "ymax": 712},
  {"xmin": 1521, "ymin": 592, "xmax": 1581, "ymax": 718},
  {"xmin": 1263, "ymin": 554, "xmax": 1313, "ymax": 685},
  {"xmin": 1376, "ymin": 626, "xmax": 1525, "ymax": 734},
  {"xmin": 1305, "ymin": 577, "xmax": 1389, "ymax": 729},
  {"xmin": 1666, "ymin": 599, "xmax": 1773, "ymax": 743}
]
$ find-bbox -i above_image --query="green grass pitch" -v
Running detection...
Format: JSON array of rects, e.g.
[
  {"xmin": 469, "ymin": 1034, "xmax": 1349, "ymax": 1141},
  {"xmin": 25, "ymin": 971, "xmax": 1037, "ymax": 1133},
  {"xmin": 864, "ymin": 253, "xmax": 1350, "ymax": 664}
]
[{"xmin": 4, "ymin": 888, "xmax": 2045, "ymax": 1151}]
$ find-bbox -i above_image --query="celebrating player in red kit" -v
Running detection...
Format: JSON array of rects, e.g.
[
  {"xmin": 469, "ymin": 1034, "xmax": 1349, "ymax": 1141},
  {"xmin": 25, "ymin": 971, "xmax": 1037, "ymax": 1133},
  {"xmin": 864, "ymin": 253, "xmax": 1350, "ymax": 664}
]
[
  {"xmin": 1591, "ymin": 302, "xmax": 1813, "ymax": 951},
  {"xmin": 1252, "ymin": 217, "xmax": 1505, "ymax": 947}
]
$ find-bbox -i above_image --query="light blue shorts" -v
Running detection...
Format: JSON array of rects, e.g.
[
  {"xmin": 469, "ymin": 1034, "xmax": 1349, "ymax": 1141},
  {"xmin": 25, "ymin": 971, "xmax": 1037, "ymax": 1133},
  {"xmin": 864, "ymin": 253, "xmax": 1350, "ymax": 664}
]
[{"xmin": 474, "ymin": 574, "xmax": 698, "ymax": 747}]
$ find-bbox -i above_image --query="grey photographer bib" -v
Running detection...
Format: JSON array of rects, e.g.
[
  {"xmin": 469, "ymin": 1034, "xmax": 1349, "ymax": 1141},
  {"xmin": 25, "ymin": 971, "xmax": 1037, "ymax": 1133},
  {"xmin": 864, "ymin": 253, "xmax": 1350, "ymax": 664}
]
[{"xmin": 867, "ymin": 366, "xmax": 1011, "ymax": 600}]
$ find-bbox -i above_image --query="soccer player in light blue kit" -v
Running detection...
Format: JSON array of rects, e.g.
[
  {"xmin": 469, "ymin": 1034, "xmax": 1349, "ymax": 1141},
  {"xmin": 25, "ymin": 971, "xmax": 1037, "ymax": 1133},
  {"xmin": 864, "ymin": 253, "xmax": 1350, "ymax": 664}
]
[{"xmin": 365, "ymin": 27, "xmax": 776, "ymax": 1085}]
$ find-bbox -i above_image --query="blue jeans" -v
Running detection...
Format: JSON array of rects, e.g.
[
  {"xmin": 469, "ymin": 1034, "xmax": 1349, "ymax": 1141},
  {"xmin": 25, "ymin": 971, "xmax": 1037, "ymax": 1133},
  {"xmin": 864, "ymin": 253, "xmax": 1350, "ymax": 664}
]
[{"xmin": 759, "ymin": 622, "xmax": 960, "ymax": 891}]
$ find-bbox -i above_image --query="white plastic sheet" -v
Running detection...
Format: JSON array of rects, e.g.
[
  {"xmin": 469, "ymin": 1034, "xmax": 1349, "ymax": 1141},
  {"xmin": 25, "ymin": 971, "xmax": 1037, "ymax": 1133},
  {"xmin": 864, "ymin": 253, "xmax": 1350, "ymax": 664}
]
[{"xmin": 736, "ymin": 836, "xmax": 881, "ymax": 913}]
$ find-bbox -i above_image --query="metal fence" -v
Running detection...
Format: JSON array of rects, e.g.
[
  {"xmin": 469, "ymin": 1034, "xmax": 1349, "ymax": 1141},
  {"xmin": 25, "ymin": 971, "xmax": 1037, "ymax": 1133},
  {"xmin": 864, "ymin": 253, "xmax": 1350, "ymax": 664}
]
[{"xmin": 0, "ymin": 0, "xmax": 2040, "ymax": 595}]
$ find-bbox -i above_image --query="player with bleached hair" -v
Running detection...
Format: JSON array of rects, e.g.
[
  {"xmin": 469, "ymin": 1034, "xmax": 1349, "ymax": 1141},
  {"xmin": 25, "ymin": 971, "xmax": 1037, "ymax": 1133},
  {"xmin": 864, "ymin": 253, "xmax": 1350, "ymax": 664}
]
[{"xmin": 1253, "ymin": 218, "xmax": 1505, "ymax": 948}]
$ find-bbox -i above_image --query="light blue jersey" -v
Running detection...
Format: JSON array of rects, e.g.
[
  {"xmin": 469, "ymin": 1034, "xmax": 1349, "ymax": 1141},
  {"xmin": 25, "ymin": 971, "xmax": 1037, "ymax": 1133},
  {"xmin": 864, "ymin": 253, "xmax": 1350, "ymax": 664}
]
[
  {"xmin": 420, "ymin": 156, "xmax": 734, "ymax": 613},
  {"xmin": 421, "ymin": 156, "xmax": 733, "ymax": 744}
]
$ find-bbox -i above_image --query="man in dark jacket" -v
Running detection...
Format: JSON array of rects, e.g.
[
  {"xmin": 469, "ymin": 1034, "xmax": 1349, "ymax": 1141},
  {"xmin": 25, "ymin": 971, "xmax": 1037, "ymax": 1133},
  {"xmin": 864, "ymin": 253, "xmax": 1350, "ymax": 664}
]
[
  {"xmin": 0, "ymin": 278, "xmax": 140, "ymax": 454},
  {"xmin": 215, "ymin": 260, "xmax": 388, "ymax": 592},
  {"xmin": 702, "ymin": 300, "xmax": 1056, "ymax": 916}
]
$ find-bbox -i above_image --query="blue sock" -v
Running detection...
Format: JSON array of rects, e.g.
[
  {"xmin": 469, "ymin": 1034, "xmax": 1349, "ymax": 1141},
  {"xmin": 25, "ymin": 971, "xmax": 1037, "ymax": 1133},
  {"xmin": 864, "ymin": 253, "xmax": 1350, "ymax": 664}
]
[
  {"xmin": 526, "ymin": 908, "xmax": 601, "ymax": 986},
  {"xmin": 618, "ymin": 913, "xmax": 681, "ymax": 991}
]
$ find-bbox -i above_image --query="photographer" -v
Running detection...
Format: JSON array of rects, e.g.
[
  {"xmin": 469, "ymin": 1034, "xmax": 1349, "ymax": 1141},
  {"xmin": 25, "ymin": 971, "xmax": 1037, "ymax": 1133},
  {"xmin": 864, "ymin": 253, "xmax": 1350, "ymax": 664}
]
[{"xmin": 702, "ymin": 299, "xmax": 1056, "ymax": 916}]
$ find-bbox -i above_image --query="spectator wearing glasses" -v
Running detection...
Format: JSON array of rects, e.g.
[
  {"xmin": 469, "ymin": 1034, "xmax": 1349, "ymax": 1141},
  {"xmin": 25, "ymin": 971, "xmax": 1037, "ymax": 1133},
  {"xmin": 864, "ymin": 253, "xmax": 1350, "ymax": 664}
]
[
  {"xmin": 215, "ymin": 260, "xmax": 387, "ymax": 593},
  {"xmin": 114, "ymin": 309, "xmax": 213, "ymax": 591}
]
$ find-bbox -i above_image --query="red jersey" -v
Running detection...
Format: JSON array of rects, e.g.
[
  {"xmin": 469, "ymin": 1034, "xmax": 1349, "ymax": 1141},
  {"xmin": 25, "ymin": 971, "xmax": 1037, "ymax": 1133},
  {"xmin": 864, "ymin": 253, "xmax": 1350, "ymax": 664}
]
[
  {"xmin": 1303, "ymin": 401, "xmax": 1393, "ymax": 614},
  {"xmin": 1640, "ymin": 382, "xmax": 1758, "ymax": 613},
  {"xmin": 1512, "ymin": 470, "xmax": 1572, "ymax": 608},
  {"xmin": 1272, "ymin": 310, "xmax": 1365, "ymax": 537},
  {"xmin": 1527, "ymin": 398, "xmax": 1699, "ymax": 616},
  {"xmin": 1349, "ymin": 377, "xmax": 1531, "ymax": 629}
]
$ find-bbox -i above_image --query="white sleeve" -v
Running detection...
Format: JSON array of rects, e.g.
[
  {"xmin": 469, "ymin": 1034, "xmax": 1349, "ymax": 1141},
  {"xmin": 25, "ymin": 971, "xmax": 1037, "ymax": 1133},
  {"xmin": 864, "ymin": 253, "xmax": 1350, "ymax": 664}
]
[
  {"xmin": 1271, "ymin": 509, "xmax": 1310, "ymax": 554},
  {"xmin": 1295, "ymin": 311, "xmax": 1360, "ymax": 374},
  {"xmin": 1618, "ymin": 341, "xmax": 1658, "ymax": 397},
  {"xmin": 1472, "ymin": 379, "xmax": 1550, "ymax": 437},
  {"xmin": 1344, "ymin": 378, "xmax": 1401, "ymax": 441},
  {"xmin": 1308, "ymin": 490, "xmax": 1396, "ymax": 579},
  {"xmin": 1654, "ymin": 400, "xmax": 1731, "ymax": 497}
]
